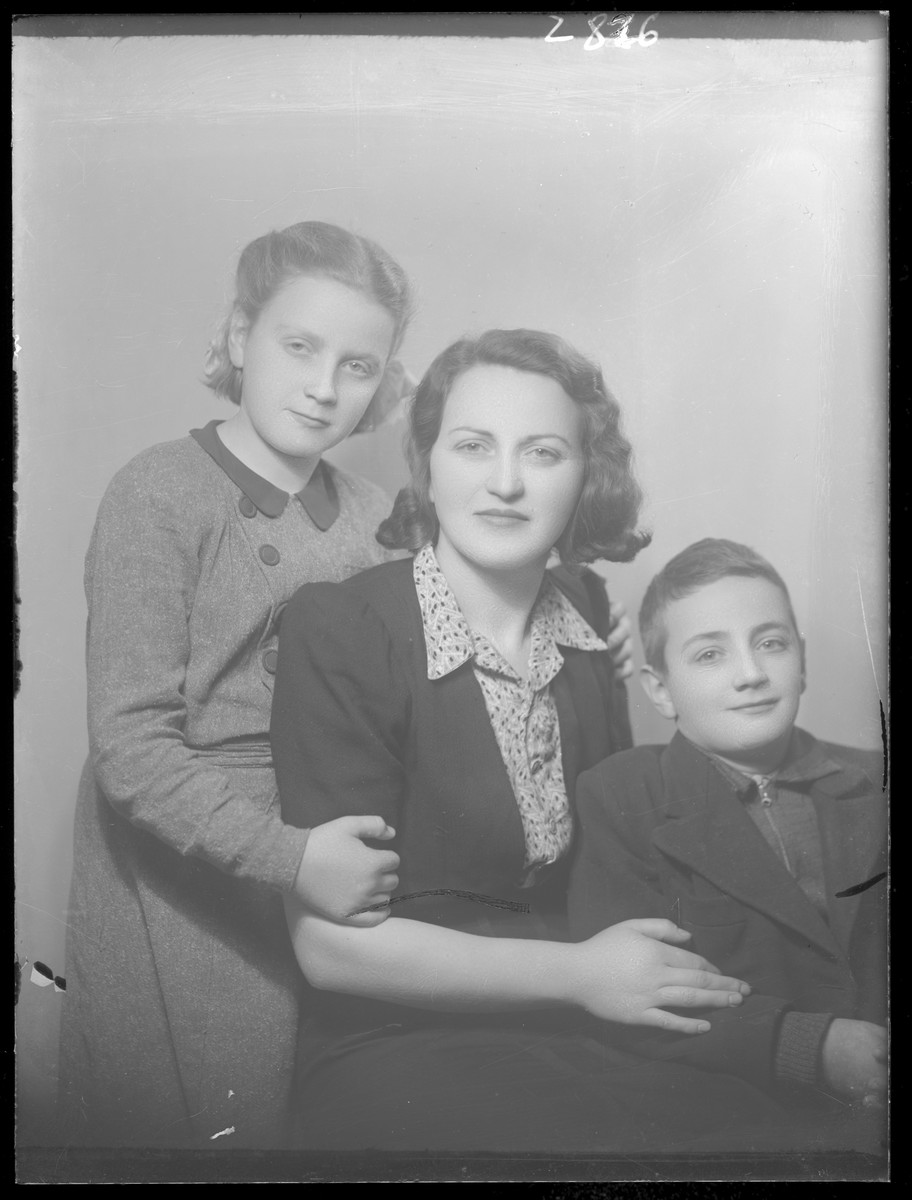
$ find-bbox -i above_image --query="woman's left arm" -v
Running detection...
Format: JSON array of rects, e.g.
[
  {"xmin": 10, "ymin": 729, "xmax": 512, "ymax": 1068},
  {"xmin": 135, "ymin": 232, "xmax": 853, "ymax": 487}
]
[
  {"xmin": 271, "ymin": 582, "xmax": 410, "ymax": 834},
  {"xmin": 283, "ymin": 902, "xmax": 747, "ymax": 1032}
]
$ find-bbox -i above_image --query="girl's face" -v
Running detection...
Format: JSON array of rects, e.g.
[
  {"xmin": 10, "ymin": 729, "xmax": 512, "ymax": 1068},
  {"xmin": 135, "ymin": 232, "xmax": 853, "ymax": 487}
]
[
  {"xmin": 428, "ymin": 364, "xmax": 586, "ymax": 578},
  {"xmin": 228, "ymin": 274, "xmax": 396, "ymax": 470}
]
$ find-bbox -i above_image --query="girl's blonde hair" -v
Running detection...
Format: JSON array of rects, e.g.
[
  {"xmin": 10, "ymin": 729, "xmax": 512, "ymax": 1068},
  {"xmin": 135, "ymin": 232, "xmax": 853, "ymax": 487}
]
[{"xmin": 204, "ymin": 222, "xmax": 414, "ymax": 432}]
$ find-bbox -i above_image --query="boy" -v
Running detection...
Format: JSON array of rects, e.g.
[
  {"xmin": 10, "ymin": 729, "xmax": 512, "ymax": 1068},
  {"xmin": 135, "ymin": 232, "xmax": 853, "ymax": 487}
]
[{"xmin": 568, "ymin": 539, "xmax": 886, "ymax": 1140}]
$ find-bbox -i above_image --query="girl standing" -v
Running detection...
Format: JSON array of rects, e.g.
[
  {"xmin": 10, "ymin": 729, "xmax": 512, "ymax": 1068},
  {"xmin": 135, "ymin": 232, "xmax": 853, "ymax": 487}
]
[{"xmin": 59, "ymin": 222, "xmax": 414, "ymax": 1149}]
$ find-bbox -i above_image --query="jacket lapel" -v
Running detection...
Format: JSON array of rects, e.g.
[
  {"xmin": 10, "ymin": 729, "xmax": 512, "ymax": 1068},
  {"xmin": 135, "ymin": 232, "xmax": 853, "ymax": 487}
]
[
  {"xmin": 438, "ymin": 663, "xmax": 531, "ymax": 880},
  {"xmin": 380, "ymin": 563, "xmax": 531, "ymax": 882},
  {"xmin": 813, "ymin": 763, "xmax": 886, "ymax": 956},
  {"xmin": 651, "ymin": 735, "xmax": 846, "ymax": 961}
]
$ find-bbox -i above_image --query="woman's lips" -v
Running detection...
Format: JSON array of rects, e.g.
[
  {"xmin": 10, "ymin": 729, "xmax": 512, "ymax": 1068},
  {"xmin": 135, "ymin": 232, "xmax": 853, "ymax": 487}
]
[{"xmin": 475, "ymin": 509, "xmax": 529, "ymax": 524}]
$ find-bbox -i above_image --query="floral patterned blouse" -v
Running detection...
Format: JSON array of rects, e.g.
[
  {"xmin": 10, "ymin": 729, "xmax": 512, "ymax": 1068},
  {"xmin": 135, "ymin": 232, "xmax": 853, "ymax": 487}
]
[{"xmin": 413, "ymin": 544, "xmax": 608, "ymax": 883}]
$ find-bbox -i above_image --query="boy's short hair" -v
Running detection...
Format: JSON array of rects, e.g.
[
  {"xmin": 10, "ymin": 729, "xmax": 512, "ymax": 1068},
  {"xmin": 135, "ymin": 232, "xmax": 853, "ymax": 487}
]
[{"xmin": 639, "ymin": 538, "xmax": 799, "ymax": 672}]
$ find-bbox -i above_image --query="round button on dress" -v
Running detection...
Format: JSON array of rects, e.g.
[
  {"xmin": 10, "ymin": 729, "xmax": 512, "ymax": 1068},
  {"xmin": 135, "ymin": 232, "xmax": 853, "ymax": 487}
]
[
  {"xmin": 262, "ymin": 649, "xmax": 279, "ymax": 674},
  {"xmin": 238, "ymin": 497, "xmax": 257, "ymax": 519},
  {"xmin": 259, "ymin": 545, "xmax": 280, "ymax": 566}
]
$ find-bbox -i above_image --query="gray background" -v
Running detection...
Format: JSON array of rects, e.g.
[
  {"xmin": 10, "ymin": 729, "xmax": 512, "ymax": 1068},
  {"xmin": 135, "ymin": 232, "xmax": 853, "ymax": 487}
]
[{"xmin": 14, "ymin": 18, "xmax": 886, "ymax": 1144}]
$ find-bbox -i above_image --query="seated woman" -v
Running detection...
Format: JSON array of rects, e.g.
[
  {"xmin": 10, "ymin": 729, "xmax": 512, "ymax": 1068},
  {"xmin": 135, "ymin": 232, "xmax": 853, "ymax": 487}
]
[{"xmin": 270, "ymin": 329, "xmax": 798, "ymax": 1153}]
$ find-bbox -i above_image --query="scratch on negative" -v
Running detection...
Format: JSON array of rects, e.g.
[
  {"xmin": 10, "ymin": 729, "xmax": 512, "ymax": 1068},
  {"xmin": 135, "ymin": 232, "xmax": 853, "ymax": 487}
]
[
  {"xmin": 210, "ymin": 1126, "xmax": 236, "ymax": 1140},
  {"xmin": 654, "ymin": 212, "xmax": 758, "ymax": 275},
  {"xmin": 835, "ymin": 871, "xmax": 886, "ymax": 899},
  {"xmin": 653, "ymin": 489, "xmax": 725, "ymax": 508},
  {"xmin": 600, "ymin": 282, "xmax": 708, "ymax": 324},
  {"xmin": 353, "ymin": 889, "xmax": 531, "ymax": 916},
  {"xmin": 482, "ymin": 1027, "xmax": 571, "ymax": 1069},
  {"xmin": 855, "ymin": 566, "xmax": 883, "ymax": 704},
  {"xmin": 151, "ymin": 1105, "xmax": 210, "ymax": 1139},
  {"xmin": 15, "ymin": 902, "xmax": 107, "ymax": 951}
]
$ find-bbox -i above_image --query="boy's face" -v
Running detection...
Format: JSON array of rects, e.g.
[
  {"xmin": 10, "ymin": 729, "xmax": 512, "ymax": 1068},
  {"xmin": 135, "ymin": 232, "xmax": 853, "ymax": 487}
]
[{"xmin": 641, "ymin": 575, "xmax": 805, "ymax": 772}]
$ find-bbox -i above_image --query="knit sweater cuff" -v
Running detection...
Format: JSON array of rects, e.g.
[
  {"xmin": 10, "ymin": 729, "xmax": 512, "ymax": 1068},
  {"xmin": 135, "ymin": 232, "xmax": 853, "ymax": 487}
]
[
  {"xmin": 774, "ymin": 1010, "xmax": 834, "ymax": 1088},
  {"xmin": 259, "ymin": 825, "xmax": 311, "ymax": 894}
]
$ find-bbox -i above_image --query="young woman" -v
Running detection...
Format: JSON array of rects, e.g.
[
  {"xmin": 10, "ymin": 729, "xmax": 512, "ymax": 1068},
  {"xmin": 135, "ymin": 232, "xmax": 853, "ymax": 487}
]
[
  {"xmin": 271, "ymin": 330, "xmax": 790, "ymax": 1153},
  {"xmin": 58, "ymin": 222, "xmax": 420, "ymax": 1150}
]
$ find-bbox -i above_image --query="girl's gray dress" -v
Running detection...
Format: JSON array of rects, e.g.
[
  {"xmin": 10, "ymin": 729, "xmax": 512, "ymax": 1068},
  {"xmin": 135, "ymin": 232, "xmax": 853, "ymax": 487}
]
[{"xmin": 58, "ymin": 422, "xmax": 395, "ymax": 1148}]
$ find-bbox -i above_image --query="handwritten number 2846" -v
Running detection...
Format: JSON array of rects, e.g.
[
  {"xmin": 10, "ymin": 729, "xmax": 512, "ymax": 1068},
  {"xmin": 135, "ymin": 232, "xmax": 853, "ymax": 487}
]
[{"xmin": 545, "ymin": 13, "xmax": 659, "ymax": 48}]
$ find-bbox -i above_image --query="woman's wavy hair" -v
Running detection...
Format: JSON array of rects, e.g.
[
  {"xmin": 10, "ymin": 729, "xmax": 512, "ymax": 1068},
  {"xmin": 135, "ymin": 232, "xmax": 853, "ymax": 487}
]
[
  {"xmin": 377, "ymin": 329, "xmax": 651, "ymax": 566},
  {"xmin": 203, "ymin": 221, "xmax": 414, "ymax": 433}
]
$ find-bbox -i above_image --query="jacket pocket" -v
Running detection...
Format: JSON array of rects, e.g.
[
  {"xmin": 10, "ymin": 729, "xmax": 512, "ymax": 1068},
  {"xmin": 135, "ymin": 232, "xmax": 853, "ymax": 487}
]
[
  {"xmin": 678, "ymin": 889, "xmax": 749, "ymax": 927},
  {"xmin": 675, "ymin": 890, "xmax": 750, "ymax": 964}
]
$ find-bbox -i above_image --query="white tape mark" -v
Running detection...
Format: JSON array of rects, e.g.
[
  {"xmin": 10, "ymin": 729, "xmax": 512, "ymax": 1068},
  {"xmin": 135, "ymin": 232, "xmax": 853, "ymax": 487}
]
[{"xmin": 210, "ymin": 1126, "xmax": 236, "ymax": 1140}]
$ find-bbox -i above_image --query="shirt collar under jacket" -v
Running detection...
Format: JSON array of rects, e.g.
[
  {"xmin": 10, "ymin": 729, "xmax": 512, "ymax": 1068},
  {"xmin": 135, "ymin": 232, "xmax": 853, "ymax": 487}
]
[
  {"xmin": 190, "ymin": 420, "xmax": 340, "ymax": 530},
  {"xmin": 688, "ymin": 729, "xmax": 846, "ymax": 799},
  {"xmin": 412, "ymin": 543, "xmax": 608, "ymax": 688}
]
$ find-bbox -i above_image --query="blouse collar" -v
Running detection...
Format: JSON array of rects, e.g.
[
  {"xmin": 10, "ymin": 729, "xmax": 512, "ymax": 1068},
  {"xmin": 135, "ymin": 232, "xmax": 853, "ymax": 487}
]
[
  {"xmin": 412, "ymin": 543, "xmax": 607, "ymax": 685},
  {"xmin": 190, "ymin": 420, "xmax": 340, "ymax": 530}
]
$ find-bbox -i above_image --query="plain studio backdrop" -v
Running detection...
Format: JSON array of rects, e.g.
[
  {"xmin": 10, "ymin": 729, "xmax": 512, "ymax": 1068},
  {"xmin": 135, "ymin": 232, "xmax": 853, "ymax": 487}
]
[{"xmin": 14, "ymin": 17, "xmax": 886, "ymax": 1149}]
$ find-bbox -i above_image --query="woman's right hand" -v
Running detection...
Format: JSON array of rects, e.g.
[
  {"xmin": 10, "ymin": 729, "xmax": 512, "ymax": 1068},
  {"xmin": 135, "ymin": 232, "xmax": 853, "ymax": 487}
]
[
  {"xmin": 293, "ymin": 815, "xmax": 400, "ymax": 927},
  {"xmin": 566, "ymin": 918, "xmax": 751, "ymax": 1035}
]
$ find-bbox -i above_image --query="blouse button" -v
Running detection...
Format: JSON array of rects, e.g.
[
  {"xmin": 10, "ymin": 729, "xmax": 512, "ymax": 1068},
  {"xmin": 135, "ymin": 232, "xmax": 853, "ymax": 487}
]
[
  {"xmin": 262, "ymin": 649, "xmax": 279, "ymax": 674},
  {"xmin": 238, "ymin": 497, "xmax": 257, "ymax": 518},
  {"xmin": 259, "ymin": 544, "xmax": 281, "ymax": 566}
]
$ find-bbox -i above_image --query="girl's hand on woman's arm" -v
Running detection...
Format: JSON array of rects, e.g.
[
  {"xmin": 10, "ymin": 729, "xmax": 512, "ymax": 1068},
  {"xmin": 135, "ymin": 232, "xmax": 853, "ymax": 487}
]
[
  {"xmin": 293, "ymin": 816, "xmax": 399, "ymax": 927},
  {"xmin": 566, "ymin": 918, "xmax": 750, "ymax": 1035}
]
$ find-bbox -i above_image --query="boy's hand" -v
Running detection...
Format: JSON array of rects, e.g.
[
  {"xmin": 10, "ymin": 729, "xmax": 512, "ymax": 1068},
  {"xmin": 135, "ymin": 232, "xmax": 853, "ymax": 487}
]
[
  {"xmin": 293, "ymin": 815, "xmax": 400, "ymax": 927},
  {"xmin": 568, "ymin": 918, "xmax": 751, "ymax": 1035},
  {"xmin": 820, "ymin": 1018, "xmax": 887, "ymax": 1107},
  {"xmin": 606, "ymin": 600, "xmax": 635, "ymax": 680}
]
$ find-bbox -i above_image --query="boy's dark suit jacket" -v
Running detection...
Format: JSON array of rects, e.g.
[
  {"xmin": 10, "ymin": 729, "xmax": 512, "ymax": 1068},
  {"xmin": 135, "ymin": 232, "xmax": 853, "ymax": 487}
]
[{"xmin": 568, "ymin": 730, "xmax": 887, "ymax": 1095}]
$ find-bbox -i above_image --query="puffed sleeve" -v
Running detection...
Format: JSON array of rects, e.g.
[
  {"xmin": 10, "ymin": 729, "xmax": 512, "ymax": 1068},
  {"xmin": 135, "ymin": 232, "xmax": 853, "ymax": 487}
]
[
  {"xmin": 85, "ymin": 457, "xmax": 310, "ymax": 891},
  {"xmin": 271, "ymin": 581, "xmax": 411, "ymax": 831}
]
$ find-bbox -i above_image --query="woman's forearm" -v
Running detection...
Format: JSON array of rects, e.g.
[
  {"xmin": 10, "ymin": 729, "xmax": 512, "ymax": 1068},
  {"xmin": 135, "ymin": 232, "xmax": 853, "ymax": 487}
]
[
  {"xmin": 285, "ymin": 903, "xmax": 577, "ymax": 1012},
  {"xmin": 283, "ymin": 901, "xmax": 751, "ymax": 1034}
]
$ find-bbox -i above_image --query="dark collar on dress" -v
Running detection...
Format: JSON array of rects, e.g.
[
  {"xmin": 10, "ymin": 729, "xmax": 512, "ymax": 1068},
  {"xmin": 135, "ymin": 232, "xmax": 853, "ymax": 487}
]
[{"xmin": 190, "ymin": 420, "xmax": 340, "ymax": 530}]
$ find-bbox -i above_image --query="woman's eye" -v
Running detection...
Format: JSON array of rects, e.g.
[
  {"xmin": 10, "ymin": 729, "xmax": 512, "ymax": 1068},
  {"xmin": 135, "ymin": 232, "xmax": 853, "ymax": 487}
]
[
  {"xmin": 455, "ymin": 441, "xmax": 486, "ymax": 454},
  {"xmin": 695, "ymin": 648, "xmax": 721, "ymax": 664},
  {"xmin": 526, "ymin": 446, "xmax": 561, "ymax": 463},
  {"xmin": 286, "ymin": 340, "xmax": 312, "ymax": 354},
  {"xmin": 759, "ymin": 637, "xmax": 787, "ymax": 651}
]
